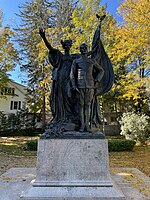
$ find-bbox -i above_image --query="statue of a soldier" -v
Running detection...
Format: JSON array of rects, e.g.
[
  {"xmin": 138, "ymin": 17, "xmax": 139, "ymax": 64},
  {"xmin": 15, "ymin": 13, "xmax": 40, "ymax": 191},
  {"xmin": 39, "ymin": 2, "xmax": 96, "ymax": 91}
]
[{"xmin": 71, "ymin": 43, "xmax": 104, "ymax": 132}]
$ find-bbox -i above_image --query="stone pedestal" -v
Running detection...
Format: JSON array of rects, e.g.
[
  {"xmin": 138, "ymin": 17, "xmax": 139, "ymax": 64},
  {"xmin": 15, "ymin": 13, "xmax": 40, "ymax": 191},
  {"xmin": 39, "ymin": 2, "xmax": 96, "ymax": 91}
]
[{"xmin": 20, "ymin": 136, "xmax": 126, "ymax": 199}]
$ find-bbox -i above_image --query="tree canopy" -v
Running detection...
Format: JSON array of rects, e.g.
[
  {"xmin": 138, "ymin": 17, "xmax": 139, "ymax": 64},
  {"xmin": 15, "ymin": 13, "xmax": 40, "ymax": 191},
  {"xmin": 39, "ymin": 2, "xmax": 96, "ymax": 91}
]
[
  {"xmin": 0, "ymin": 10, "xmax": 18, "ymax": 96},
  {"xmin": 109, "ymin": 0, "xmax": 150, "ymax": 112},
  {"xmin": 1, "ymin": 0, "xmax": 149, "ymax": 115}
]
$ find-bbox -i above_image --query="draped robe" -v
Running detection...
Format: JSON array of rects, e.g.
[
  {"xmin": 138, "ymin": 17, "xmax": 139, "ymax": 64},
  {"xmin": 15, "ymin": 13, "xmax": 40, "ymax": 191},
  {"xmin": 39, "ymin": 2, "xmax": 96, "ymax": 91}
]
[{"xmin": 48, "ymin": 48, "xmax": 79, "ymax": 123}]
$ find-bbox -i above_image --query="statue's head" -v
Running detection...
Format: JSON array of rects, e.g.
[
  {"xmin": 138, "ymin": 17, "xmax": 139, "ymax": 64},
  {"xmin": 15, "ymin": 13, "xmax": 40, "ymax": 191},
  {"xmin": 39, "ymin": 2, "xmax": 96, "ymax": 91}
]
[
  {"xmin": 80, "ymin": 43, "xmax": 88, "ymax": 55},
  {"xmin": 61, "ymin": 40, "xmax": 72, "ymax": 52}
]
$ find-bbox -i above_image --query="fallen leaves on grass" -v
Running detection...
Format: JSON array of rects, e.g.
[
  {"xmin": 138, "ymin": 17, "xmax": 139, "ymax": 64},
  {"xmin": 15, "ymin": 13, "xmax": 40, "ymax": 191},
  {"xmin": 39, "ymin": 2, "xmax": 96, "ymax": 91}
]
[{"xmin": 109, "ymin": 146, "xmax": 150, "ymax": 177}]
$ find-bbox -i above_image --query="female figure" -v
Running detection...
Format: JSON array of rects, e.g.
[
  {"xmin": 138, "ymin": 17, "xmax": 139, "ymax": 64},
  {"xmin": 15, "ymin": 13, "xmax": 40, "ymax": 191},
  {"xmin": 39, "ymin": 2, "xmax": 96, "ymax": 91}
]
[{"xmin": 39, "ymin": 29, "xmax": 78, "ymax": 124}]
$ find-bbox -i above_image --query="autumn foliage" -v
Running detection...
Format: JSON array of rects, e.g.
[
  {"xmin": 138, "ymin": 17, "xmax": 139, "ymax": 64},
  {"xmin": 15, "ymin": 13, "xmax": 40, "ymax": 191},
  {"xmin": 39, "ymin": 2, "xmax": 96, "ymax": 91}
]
[
  {"xmin": 0, "ymin": 0, "xmax": 149, "ymax": 115},
  {"xmin": 110, "ymin": 0, "xmax": 150, "ymax": 112},
  {"xmin": 0, "ymin": 10, "xmax": 18, "ymax": 94}
]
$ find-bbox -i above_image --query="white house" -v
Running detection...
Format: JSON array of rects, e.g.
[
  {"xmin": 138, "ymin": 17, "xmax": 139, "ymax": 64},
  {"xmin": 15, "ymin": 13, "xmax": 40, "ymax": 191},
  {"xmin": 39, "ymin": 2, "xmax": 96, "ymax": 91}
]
[{"xmin": 0, "ymin": 80, "xmax": 26, "ymax": 114}]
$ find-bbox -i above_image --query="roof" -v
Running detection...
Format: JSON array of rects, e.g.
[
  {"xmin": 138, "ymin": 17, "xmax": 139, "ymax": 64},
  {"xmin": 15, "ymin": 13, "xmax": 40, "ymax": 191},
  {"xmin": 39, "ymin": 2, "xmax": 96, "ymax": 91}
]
[
  {"xmin": 10, "ymin": 79, "xmax": 26, "ymax": 88},
  {"xmin": 9, "ymin": 79, "xmax": 26, "ymax": 96}
]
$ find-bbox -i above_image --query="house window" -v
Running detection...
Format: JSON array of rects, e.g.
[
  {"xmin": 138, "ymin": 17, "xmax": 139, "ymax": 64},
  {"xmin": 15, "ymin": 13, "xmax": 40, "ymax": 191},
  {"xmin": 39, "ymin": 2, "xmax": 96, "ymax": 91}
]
[
  {"xmin": 19, "ymin": 101, "xmax": 21, "ymax": 110},
  {"xmin": 14, "ymin": 102, "xmax": 18, "ymax": 109},
  {"xmin": 111, "ymin": 117, "xmax": 117, "ymax": 122},
  {"xmin": 1, "ymin": 87, "xmax": 15, "ymax": 95},
  {"xmin": 1, "ymin": 88, "xmax": 4, "ymax": 95},
  {"xmin": 10, "ymin": 101, "xmax": 13, "ymax": 110},
  {"xmin": 10, "ymin": 101, "xmax": 21, "ymax": 110}
]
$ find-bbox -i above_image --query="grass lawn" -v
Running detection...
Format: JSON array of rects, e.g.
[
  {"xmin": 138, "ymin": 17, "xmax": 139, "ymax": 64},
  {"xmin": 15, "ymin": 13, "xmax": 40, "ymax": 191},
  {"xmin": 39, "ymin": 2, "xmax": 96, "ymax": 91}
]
[
  {"xmin": 0, "ymin": 136, "xmax": 149, "ymax": 177},
  {"xmin": 109, "ymin": 146, "xmax": 150, "ymax": 177}
]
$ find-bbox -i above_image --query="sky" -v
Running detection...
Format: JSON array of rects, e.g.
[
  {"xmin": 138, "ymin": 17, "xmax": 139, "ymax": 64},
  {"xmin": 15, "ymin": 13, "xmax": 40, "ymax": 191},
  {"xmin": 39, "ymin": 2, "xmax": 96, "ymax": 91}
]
[{"xmin": 0, "ymin": 0, "xmax": 123, "ymax": 84}]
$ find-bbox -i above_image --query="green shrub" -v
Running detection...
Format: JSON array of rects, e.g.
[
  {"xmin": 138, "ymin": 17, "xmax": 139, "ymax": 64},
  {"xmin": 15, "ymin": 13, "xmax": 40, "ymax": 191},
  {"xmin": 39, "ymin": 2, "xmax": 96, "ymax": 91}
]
[
  {"xmin": 106, "ymin": 135, "xmax": 125, "ymax": 140},
  {"xmin": 108, "ymin": 139, "xmax": 136, "ymax": 152},
  {"xmin": 24, "ymin": 139, "xmax": 136, "ymax": 152},
  {"xmin": 24, "ymin": 140, "xmax": 38, "ymax": 151},
  {"xmin": 22, "ymin": 128, "xmax": 37, "ymax": 136},
  {"xmin": 0, "ymin": 109, "xmax": 40, "ymax": 136}
]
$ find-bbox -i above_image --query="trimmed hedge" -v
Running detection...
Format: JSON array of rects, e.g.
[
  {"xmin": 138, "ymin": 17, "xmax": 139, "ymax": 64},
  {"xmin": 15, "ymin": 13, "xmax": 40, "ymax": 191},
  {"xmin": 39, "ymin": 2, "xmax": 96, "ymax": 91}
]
[
  {"xmin": 0, "ymin": 128, "xmax": 42, "ymax": 137},
  {"xmin": 22, "ymin": 128, "xmax": 39, "ymax": 137},
  {"xmin": 24, "ymin": 140, "xmax": 38, "ymax": 151},
  {"xmin": 108, "ymin": 139, "xmax": 136, "ymax": 152},
  {"xmin": 24, "ymin": 139, "xmax": 136, "ymax": 152}
]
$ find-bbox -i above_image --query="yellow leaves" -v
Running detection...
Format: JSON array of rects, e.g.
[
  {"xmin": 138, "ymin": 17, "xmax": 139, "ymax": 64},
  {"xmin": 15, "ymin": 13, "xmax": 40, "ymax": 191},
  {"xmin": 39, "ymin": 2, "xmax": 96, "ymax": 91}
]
[
  {"xmin": 114, "ymin": 67, "xmax": 149, "ymax": 107},
  {"xmin": 47, "ymin": 27, "xmax": 53, "ymax": 32},
  {"xmin": 39, "ymin": 78, "xmax": 48, "ymax": 87},
  {"xmin": 62, "ymin": 1, "xmax": 116, "ymax": 55},
  {"xmin": 0, "ymin": 24, "xmax": 18, "ymax": 70},
  {"xmin": 0, "ymin": 17, "xmax": 18, "ymax": 88},
  {"xmin": 111, "ymin": 0, "xmax": 150, "ymax": 66},
  {"xmin": 122, "ymin": 93, "xmax": 137, "ymax": 101},
  {"xmin": 46, "ymin": 9, "xmax": 52, "ymax": 14},
  {"xmin": 118, "ymin": 0, "xmax": 150, "ymax": 24},
  {"xmin": 36, "ymin": 40, "xmax": 48, "ymax": 63}
]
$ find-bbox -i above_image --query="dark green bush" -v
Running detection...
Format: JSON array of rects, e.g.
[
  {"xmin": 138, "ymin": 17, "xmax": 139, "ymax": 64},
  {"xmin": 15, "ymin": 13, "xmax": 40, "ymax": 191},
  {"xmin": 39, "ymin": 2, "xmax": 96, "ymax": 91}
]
[
  {"xmin": 106, "ymin": 135, "xmax": 125, "ymax": 140},
  {"xmin": 22, "ymin": 128, "xmax": 37, "ymax": 136},
  {"xmin": 23, "ymin": 139, "xmax": 136, "ymax": 152},
  {"xmin": 0, "ymin": 109, "xmax": 41, "ymax": 137},
  {"xmin": 0, "ymin": 128, "xmax": 42, "ymax": 137},
  {"xmin": 24, "ymin": 140, "xmax": 38, "ymax": 151},
  {"xmin": 108, "ymin": 139, "xmax": 136, "ymax": 152}
]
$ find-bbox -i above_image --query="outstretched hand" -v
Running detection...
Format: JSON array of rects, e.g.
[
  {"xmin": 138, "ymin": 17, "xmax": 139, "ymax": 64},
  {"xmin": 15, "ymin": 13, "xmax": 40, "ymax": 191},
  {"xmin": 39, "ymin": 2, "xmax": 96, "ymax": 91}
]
[
  {"xmin": 96, "ymin": 14, "xmax": 106, "ymax": 23},
  {"xmin": 39, "ymin": 28, "xmax": 45, "ymax": 38}
]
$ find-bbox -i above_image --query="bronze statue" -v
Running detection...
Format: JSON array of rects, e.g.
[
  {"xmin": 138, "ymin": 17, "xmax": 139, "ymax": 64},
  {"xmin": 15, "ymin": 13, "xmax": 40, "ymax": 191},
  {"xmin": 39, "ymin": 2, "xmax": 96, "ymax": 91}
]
[
  {"xmin": 39, "ymin": 14, "xmax": 114, "ymax": 138},
  {"xmin": 71, "ymin": 43, "xmax": 104, "ymax": 132}
]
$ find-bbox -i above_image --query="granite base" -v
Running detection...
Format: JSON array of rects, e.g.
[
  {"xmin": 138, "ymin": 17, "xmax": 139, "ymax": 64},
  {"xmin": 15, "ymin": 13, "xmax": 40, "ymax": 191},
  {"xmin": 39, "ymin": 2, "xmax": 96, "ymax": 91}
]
[
  {"xmin": 0, "ymin": 168, "xmax": 149, "ymax": 200},
  {"xmin": 20, "ymin": 138, "xmax": 126, "ymax": 199}
]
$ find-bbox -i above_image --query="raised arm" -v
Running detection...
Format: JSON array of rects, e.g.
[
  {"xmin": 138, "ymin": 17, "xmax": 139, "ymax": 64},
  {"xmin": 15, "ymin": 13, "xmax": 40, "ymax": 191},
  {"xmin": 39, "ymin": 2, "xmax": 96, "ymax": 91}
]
[
  {"xmin": 39, "ymin": 28, "xmax": 53, "ymax": 51},
  {"xmin": 96, "ymin": 14, "xmax": 106, "ymax": 30}
]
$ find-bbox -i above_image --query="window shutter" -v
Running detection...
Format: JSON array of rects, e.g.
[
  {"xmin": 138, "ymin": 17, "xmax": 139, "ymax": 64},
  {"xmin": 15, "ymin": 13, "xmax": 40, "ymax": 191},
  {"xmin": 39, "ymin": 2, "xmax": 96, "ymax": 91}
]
[
  {"xmin": 10, "ymin": 101, "xmax": 13, "ymax": 110},
  {"xmin": 19, "ymin": 101, "xmax": 21, "ymax": 110}
]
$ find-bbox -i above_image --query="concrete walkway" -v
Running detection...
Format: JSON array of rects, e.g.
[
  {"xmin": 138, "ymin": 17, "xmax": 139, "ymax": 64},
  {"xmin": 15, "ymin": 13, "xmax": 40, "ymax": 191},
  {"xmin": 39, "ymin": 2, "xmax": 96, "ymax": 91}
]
[{"xmin": 0, "ymin": 168, "xmax": 149, "ymax": 200}]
